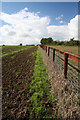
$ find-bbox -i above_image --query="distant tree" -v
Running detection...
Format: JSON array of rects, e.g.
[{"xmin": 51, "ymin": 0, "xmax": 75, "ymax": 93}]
[
  {"xmin": 40, "ymin": 37, "xmax": 53, "ymax": 45},
  {"xmin": 40, "ymin": 37, "xmax": 80, "ymax": 46},
  {"xmin": 3, "ymin": 44, "xmax": 5, "ymax": 46},
  {"xmin": 30, "ymin": 44, "xmax": 35, "ymax": 46},
  {"xmin": 20, "ymin": 43, "xmax": 22, "ymax": 46},
  {"xmin": 70, "ymin": 37, "xmax": 74, "ymax": 41}
]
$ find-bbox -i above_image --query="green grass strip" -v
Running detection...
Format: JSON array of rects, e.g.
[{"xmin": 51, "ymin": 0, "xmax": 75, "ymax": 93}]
[{"xmin": 29, "ymin": 47, "xmax": 57, "ymax": 119}]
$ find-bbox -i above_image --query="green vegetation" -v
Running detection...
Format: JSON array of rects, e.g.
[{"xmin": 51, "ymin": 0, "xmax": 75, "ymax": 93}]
[
  {"xmin": 40, "ymin": 37, "xmax": 80, "ymax": 46},
  {"xmin": 2, "ymin": 45, "xmax": 33, "ymax": 57},
  {"xmin": 29, "ymin": 47, "xmax": 58, "ymax": 119},
  {"xmin": 40, "ymin": 37, "xmax": 53, "ymax": 45},
  {"xmin": 20, "ymin": 43, "xmax": 22, "ymax": 46},
  {"xmin": 32, "ymin": 52, "xmax": 36, "ymax": 56}
]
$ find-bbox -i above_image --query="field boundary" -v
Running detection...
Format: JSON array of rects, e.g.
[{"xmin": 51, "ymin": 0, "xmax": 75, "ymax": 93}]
[{"xmin": 40, "ymin": 45, "xmax": 80, "ymax": 79}]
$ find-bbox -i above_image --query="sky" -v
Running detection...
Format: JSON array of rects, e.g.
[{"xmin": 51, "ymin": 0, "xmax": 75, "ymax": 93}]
[{"xmin": 0, "ymin": 2, "xmax": 79, "ymax": 45}]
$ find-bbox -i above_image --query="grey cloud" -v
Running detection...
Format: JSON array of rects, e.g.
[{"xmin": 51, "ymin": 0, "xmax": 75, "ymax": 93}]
[
  {"xmin": 28, "ymin": 29, "xmax": 32, "ymax": 32},
  {"xmin": 8, "ymin": 31, "xmax": 16, "ymax": 36},
  {"xmin": 21, "ymin": 34, "xmax": 30, "ymax": 37}
]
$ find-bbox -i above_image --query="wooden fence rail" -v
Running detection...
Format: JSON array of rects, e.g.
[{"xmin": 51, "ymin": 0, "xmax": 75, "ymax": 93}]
[{"xmin": 39, "ymin": 45, "xmax": 80, "ymax": 79}]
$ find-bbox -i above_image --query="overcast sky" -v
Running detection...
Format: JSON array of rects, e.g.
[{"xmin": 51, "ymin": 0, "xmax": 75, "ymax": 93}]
[{"xmin": 0, "ymin": 2, "xmax": 79, "ymax": 45}]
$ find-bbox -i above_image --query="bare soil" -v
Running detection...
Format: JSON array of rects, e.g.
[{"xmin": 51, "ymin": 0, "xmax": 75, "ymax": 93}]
[{"xmin": 2, "ymin": 47, "xmax": 37, "ymax": 120}]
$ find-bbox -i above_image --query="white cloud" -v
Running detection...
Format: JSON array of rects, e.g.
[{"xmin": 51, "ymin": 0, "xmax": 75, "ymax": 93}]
[
  {"xmin": 68, "ymin": 15, "xmax": 78, "ymax": 40},
  {"xmin": 0, "ymin": 8, "xmax": 79, "ymax": 45},
  {"xmin": 59, "ymin": 20, "xmax": 66, "ymax": 24},
  {"xmin": 24, "ymin": 8, "xmax": 28, "ymax": 11},
  {"xmin": 48, "ymin": 15, "xmax": 79, "ymax": 41},
  {"xmin": 56, "ymin": 14, "xmax": 66, "ymax": 25},
  {"xmin": 78, "ymin": 15, "xmax": 80, "ymax": 40},
  {"xmin": 59, "ymin": 20, "xmax": 64, "ymax": 24},
  {"xmin": 61, "ymin": 14, "xmax": 63, "ymax": 17},
  {"xmin": 56, "ymin": 14, "xmax": 63, "ymax": 20},
  {"xmin": 0, "ymin": 9, "xmax": 50, "ymax": 45},
  {"xmin": 47, "ymin": 25, "xmax": 69, "ymax": 40},
  {"xmin": 37, "ymin": 12, "xmax": 40, "ymax": 14}
]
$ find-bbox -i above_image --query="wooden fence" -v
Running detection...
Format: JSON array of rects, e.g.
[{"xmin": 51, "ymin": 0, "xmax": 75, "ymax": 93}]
[{"xmin": 40, "ymin": 45, "xmax": 80, "ymax": 79}]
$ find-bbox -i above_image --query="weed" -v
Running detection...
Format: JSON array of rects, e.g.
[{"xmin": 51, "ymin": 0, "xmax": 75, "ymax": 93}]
[
  {"xmin": 54, "ymin": 110, "xmax": 57, "ymax": 117},
  {"xmin": 32, "ymin": 52, "xmax": 36, "ymax": 56},
  {"xmin": 56, "ymin": 104, "xmax": 59, "ymax": 109},
  {"xmin": 3, "ymin": 101, "xmax": 6, "ymax": 105},
  {"xmin": 16, "ymin": 71, "xmax": 21, "ymax": 76},
  {"xmin": 27, "ymin": 59, "xmax": 29, "ymax": 63},
  {"xmin": 48, "ymin": 93, "xmax": 56, "ymax": 102},
  {"xmin": 63, "ymin": 99, "xmax": 66, "ymax": 104}
]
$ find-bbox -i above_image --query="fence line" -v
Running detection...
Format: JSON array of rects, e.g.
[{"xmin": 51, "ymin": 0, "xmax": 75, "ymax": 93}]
[{"xmin": 39, "ymin": 45, "xmax": 80, "ymax": 79}]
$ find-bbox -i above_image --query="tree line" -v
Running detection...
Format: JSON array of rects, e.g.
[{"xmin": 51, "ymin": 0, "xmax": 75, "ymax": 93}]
[{"xmin": 40, "ymin": 37, "xmax": 80, "ymax": 46}]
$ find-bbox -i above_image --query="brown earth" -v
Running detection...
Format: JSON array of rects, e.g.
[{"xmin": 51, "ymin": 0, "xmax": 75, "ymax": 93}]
[
  {"xmin": 2, "ymin": 47, "xmax": 37, "ymax": 120},
  {"xmin": 39, "ymin": 46, "xmax": 80, "ymax": 119}
]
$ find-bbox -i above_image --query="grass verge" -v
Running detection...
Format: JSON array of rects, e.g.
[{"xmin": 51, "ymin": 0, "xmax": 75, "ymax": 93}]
[{"xmin": 29, "ymin": 47, "xmax": 58, "ymax": 119}]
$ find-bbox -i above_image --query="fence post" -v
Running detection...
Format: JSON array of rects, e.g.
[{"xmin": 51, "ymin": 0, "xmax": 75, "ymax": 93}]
[
  {"xmin": 64, "ymin": 53, "xmax": 69, "ymax": 78},
  {"xmin": 46, "ymin": 46, "xmax": 47, "ymax": 53},
  {"xmin": 45, "ymin": 46, "xmax": 46, "ymax": 51},
  {"xmin": 48, "ymin": 47, "xmax": 50, "ymax": 56},
  {"xmin": 53, "ymin": 48, "xmax": 55, "ymax": 62}
]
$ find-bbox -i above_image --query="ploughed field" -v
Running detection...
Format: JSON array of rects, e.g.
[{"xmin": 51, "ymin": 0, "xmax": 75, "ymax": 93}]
[
  {"xmin": 2, "ymin": 46, "xmax": 37, "ymax": 119},
  {"xmin": 2, "ymin": 45, "xmax": 33, "ymax": 57},
  {"xmin": 2, "ymin": 46, "xmax": 59, "ymax": 120}
]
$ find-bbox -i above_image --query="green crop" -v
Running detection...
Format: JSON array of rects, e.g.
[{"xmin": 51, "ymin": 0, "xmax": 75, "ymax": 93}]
[
  {"xmin": 32, "ymin": 52, "xmax": 36, "ymax": 56},
  {"xmin": 29, "ymin": 47, "xmax": 58, "ymax": 119}
]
